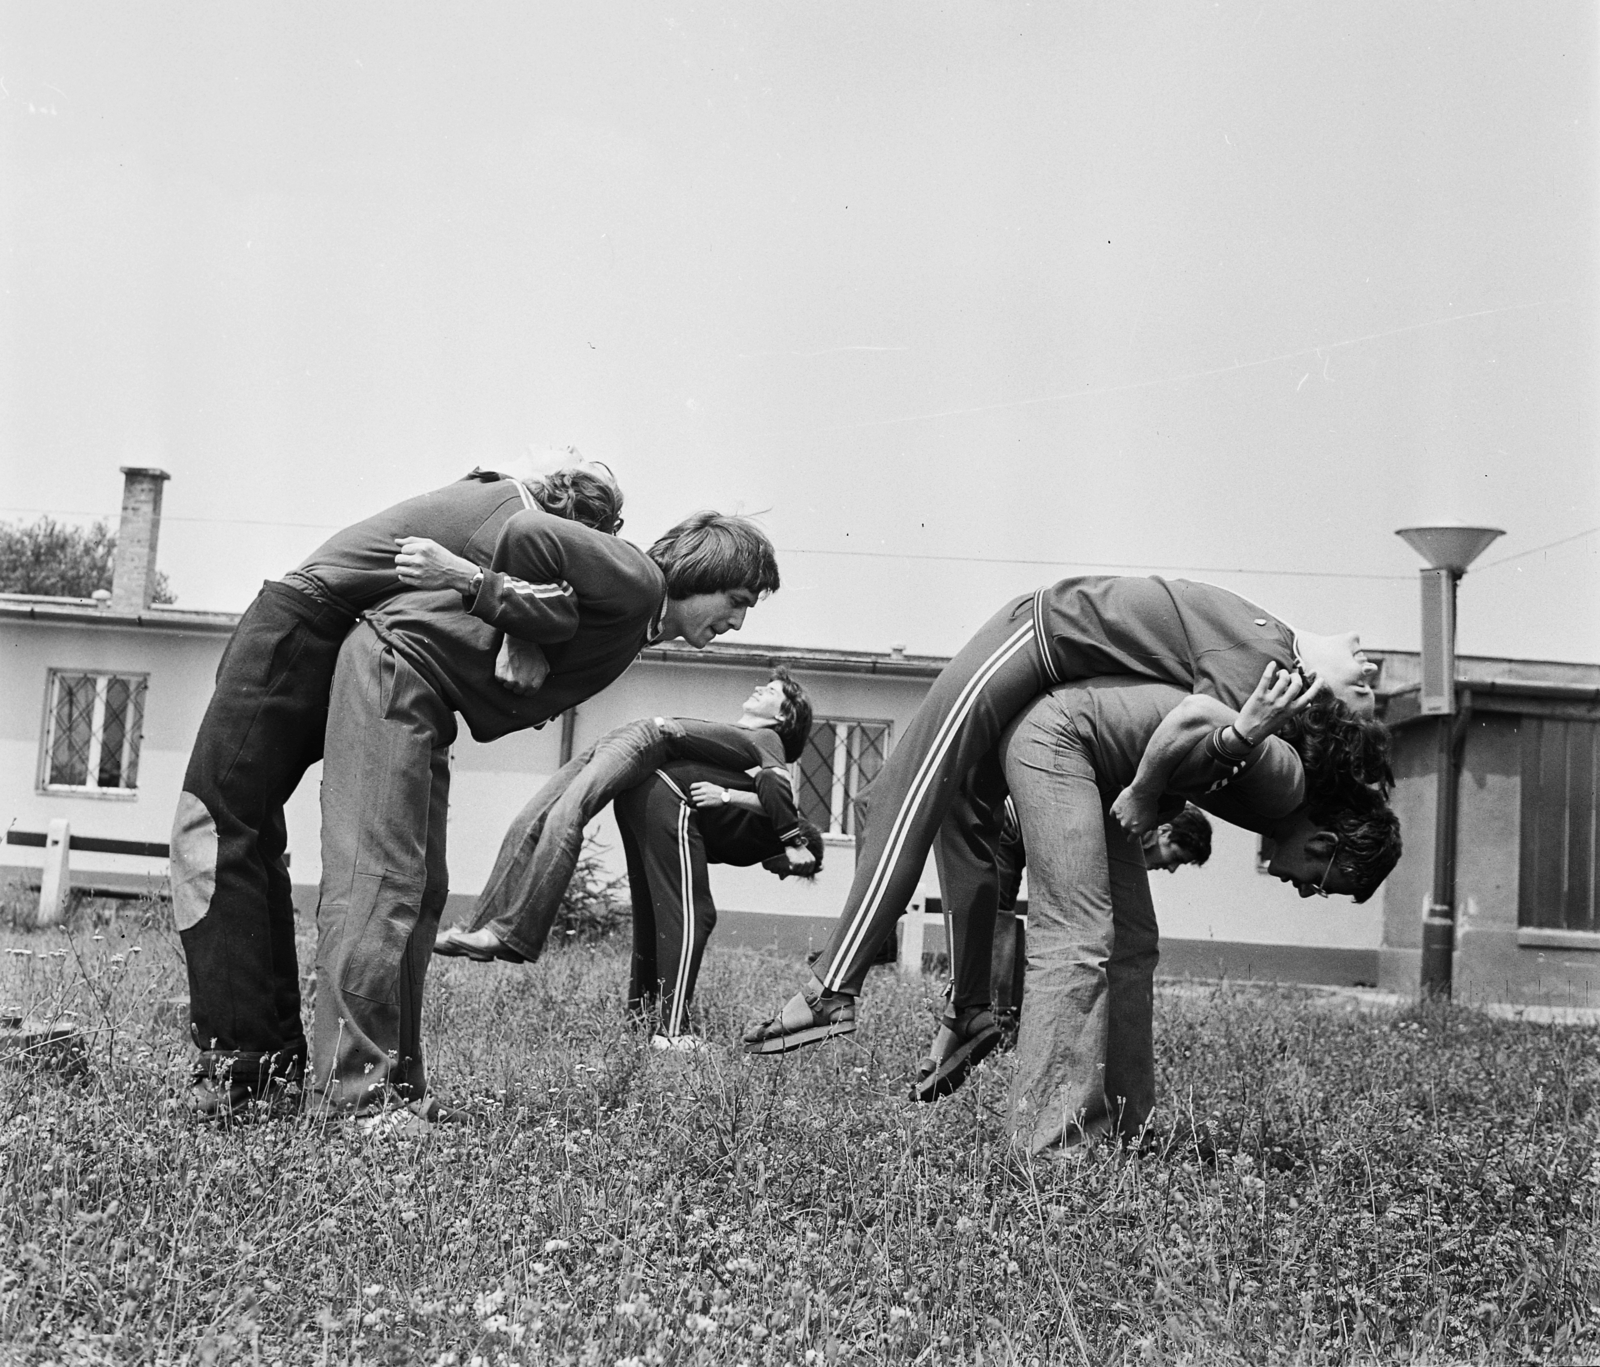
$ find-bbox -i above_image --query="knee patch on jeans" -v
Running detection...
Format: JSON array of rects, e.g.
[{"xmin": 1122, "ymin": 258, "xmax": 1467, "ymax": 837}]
[{"xmin": 170, "ymin": 791, "xmax": 220, "ymax": 933}]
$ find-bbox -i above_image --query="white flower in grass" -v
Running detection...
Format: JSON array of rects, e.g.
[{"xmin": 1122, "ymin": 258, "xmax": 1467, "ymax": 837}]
[
  {"xmin": 686, "ymin": 1313, "xmax": 718, "ymax": 1333},
  {"xmin": 543, "ymin": 1238, "xmax": 571, "ymax": 1253}
]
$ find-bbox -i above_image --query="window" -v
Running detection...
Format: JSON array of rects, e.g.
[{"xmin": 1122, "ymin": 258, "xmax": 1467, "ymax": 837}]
[
  {"xmin": 1519, "ymin": 716, "xmax": 1599, "ymax": 933},
  {"xmin": 796, "ymin": 718, "xmax": 891, "ymax": 837},
  {"xmin": 40, "ymin": 671, "xmax": 148, "ymax": 795}
]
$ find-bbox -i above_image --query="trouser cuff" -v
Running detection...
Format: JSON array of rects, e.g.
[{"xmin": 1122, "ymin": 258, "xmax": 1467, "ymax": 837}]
[{"xmin": 192, "ymin": 1044, "xmax": 307, "ymax": 1091}]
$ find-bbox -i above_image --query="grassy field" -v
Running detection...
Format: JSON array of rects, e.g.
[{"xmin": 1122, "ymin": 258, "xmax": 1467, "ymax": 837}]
[{"xmin": 1, "ymin": 903, "xmax": 1598, "ymax": 1366}]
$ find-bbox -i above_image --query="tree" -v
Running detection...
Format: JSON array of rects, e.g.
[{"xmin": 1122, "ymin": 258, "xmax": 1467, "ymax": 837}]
[{"xmin": 0, "ymin": 517, "xmax": 175, "ymax": 603}]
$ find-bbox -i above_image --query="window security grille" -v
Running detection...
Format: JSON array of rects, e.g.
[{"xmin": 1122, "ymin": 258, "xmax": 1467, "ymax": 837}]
[
  {"xmin": 41, "ymin": 672, "xmax": 148, "ymax": 793},
  {"xmin": 796, "ymin": 718, "xmax": 891, "ymax": 837}
]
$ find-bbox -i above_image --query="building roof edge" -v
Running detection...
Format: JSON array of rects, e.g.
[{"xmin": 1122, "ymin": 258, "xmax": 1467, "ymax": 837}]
[{"xmin": 0, "ymin": 595, "xmax": 239, "ymax": 634}]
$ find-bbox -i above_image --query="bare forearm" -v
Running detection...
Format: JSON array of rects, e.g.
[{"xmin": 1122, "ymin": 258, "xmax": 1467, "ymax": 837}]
[{"xmin": 1128, "ymin": 696, "xmax": 1237, "ymax": 801}]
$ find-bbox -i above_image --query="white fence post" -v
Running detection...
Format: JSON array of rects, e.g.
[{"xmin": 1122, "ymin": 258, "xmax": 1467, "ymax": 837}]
[
  {"xmin": 36, "ymin": 819, "xmax": 71, "ymax": 928},
  {"xmin": 898, "ymin": 896, "xmax": 925, "ymax": 977}
]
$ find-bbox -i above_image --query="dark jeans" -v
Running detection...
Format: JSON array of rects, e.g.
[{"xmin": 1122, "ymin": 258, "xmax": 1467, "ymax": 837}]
[
  {"xmin": 172, "ymin": 581, "xmax": 354, "ymax": 1088},
  {"xmin": 469, "ymin": 719, "xmax": 677, "ymax": 960}
]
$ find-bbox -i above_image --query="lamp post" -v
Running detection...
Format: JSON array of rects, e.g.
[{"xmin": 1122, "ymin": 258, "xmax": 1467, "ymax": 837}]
[{"xmin": 1395, "ymin": 522, "xmax": 1504, "ymax": 997}]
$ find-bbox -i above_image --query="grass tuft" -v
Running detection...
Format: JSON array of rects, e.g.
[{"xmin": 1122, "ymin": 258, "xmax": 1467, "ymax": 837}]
[{"xmin": 1, "ymin": 914, "xmax": 1597, "ymax": 1364}]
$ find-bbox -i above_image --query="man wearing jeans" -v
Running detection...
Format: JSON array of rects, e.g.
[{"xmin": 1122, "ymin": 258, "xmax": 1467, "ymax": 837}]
[
  {"xmin": 311, "ymin": 512, "xmax": 782, "ymax": 1125},
  {"xmin": 173, "ymin": 464, "xmax": 623, "ymax": 1121},
  {"xmin": 934, "ymin": 674, "xmax": 1400, "ymax": 1152}
]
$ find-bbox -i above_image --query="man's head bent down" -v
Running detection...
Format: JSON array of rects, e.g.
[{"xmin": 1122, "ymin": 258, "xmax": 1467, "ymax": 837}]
[
  {"xmin": 1144, "ymin": 804, "xmax": 1213, "ymax": 872},
  {"xmin": 1263, "ymin": 792, "xmax": 1402, "ymax": 903},
  {"xmin": 649, "ymin": 513, "xmax": 781, "ymax": 649}
]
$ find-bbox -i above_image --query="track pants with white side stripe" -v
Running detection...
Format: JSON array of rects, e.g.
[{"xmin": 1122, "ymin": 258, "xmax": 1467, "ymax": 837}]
[
  {"xmin": 813, "ymin": 577, "xmax": 1296, "ymax": 995},
  {"xmin": 813, "ymin": 594, "xmax": 1056, "ymax": 994},
  {"xmin": 616, "ymin": 773, "xmax": 717, "ymax": 1036}
]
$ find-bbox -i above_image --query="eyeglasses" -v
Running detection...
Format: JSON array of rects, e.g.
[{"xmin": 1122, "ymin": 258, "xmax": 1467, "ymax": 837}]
[{"xmin": 1310, "ymin": 836, "xmax": 1342, "ymax": 898}]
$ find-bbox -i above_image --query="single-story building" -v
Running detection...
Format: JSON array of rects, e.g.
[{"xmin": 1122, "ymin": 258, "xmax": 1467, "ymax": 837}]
[
  {"xmin": 1377, "ymin": 652, "xmax": 1600, "ymax": 1008},
  {"xmin": 4, "ymin": 468, "xmax": 1595, "ymax": 1004}
]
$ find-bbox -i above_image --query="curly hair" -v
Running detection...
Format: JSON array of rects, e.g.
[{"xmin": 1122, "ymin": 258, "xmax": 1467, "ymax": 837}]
[
  {"xmin": 769, "ymin": 666, "xmax": 814, "ymax": 764},
  {"xmin": 1165, "ymin": 804, "xmax": 1213, "ymax": 867},
  {"xmin": 528, "ymin": 463, "xmax": 625, "ymax": 534},
  {"xmin": 1311, "ymin": 789, "xmax": 1403, "ymax": 904},
  {"xmin": 1279, "ymin": 694, "xmax": 1395, "ymax": 805},
  {"xmin": 647, "ymin": 512, "xmax": 780, "ymax": 600},
  {"xmin": 761, "ymin": 820, "xmax": 826, "ymax": 881}
]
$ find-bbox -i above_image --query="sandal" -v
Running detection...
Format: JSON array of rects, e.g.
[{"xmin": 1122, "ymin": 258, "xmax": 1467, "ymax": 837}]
[
  {"xmin": 911, "ymin": 1004, "xmax": 1001, "ymax": 1103},
  {"xmin": 742, "ymin": 987, "xmax": 857, "ymax": 1054}
]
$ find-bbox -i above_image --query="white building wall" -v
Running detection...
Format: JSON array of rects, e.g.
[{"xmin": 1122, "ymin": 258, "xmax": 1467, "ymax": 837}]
[
  {"xmin": 4, "ymin": 602, "xmax": 1384, "ymax": 962},
  {"xmin": 1, "ymin": 613, "xmax": 227, "ymax": 887}
]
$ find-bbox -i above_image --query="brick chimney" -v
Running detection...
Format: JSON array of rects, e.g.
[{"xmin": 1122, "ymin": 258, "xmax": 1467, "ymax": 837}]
[{"xmin": 111, "ymin": 467, "xmax": 170, "ymax": 613}]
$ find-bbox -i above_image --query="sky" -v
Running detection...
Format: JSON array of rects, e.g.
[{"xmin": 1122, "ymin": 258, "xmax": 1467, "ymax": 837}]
[{"xmin": 2, "ymin": 3, "xmax": 1596, "ymax": 665}]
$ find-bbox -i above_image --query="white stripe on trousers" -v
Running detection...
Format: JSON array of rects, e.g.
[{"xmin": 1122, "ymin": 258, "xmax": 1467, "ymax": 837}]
[
  {"xmin": 669, "ymin": 799, "xmax": 696, "ymax": 1035},
  {"xmin": 1033, "ymin": 588, "xmax": 1063, "ymax": 684},
  {"xmin": 823, "ymin": 620, "xmax": 1038, "ymax": 987}
]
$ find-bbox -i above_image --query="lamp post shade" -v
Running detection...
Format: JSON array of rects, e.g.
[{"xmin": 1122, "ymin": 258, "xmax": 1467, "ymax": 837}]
[
  {"xmin": 1393, "ymin": 520, "xmax": 1507, "ymax": 1000},
  {"xmin": 1396, "ymin": 524, "xmax": 1505, "ymax": 574}
]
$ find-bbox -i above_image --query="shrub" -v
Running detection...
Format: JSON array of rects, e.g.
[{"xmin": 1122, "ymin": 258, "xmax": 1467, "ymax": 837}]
[{"xmin": 548, "ymin": 836, "xmax": 630, "ymax": 944}]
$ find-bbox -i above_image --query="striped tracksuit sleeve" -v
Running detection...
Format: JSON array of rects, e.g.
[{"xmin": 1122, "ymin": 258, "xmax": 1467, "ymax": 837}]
[
  {"xmin": 1177, "ymin": 732, "xmax": 1305, "ymax": 816},
  {"xmin": 667, "ymin": 722, "xmax": 806, "ymax": 845},
  {"xmin": 752, "ymin": 767, "xmax": 805, "ymax": 845},
  {"xmin": 462, "ymin": 512, "xmax": 581, "ymax": 643}
]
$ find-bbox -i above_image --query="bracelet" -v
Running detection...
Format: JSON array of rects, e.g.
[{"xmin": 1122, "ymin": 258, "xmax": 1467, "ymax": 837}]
[
  {"xmin": 1206, "ymin": 725, "xmax": 1254, "ymax": 763},
  {"xmin": 1227, "ymin": 723, "xmax": 1259, "ymax": 751}
]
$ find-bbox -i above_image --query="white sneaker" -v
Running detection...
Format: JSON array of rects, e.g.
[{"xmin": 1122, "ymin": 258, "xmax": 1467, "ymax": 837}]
[
  {"xmin": 650, "ymin": 1033, "xmax": 710, "ymax": 1054},
  {"xmin": 355, "ymin": 1106, "xmax": 438, "ymax": 1138}
]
